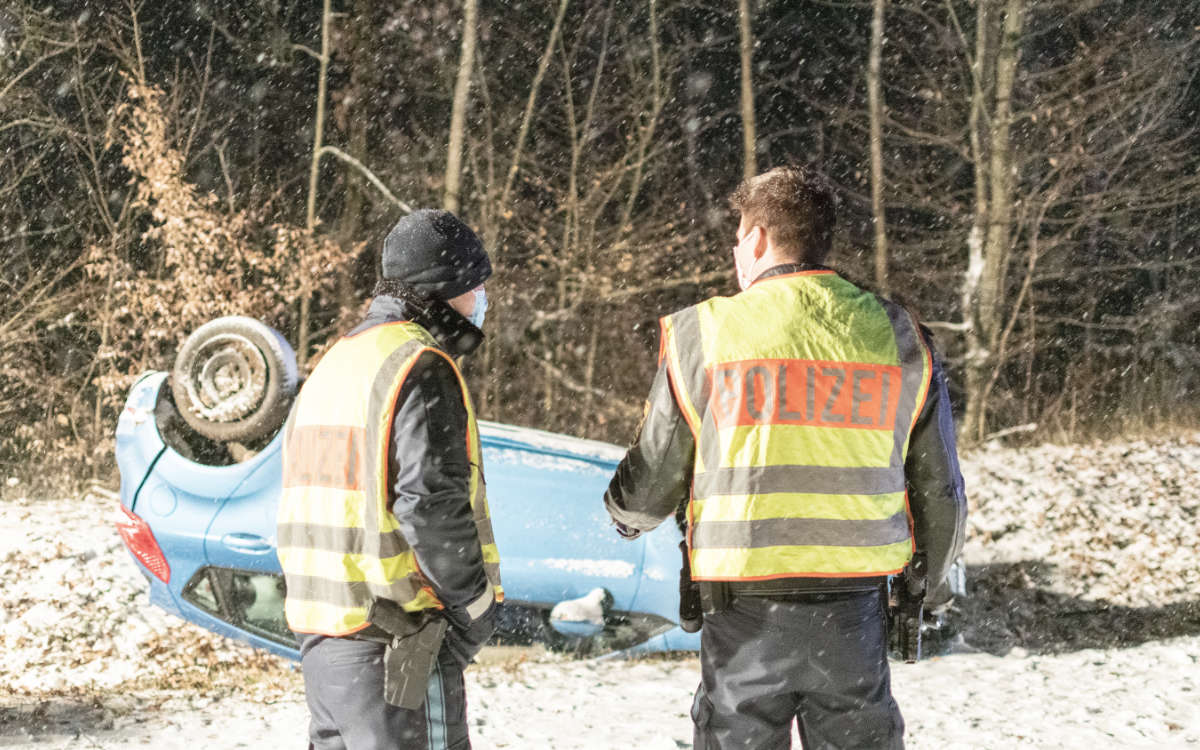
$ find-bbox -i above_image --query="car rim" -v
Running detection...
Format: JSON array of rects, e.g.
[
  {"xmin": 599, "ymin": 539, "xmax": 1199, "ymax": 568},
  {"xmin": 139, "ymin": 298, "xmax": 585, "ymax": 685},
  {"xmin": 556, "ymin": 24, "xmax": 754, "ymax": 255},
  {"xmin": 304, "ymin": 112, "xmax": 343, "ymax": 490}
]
[{"xmin": 182, "ymin": 333, "xmax": 269, "ymax": 423}]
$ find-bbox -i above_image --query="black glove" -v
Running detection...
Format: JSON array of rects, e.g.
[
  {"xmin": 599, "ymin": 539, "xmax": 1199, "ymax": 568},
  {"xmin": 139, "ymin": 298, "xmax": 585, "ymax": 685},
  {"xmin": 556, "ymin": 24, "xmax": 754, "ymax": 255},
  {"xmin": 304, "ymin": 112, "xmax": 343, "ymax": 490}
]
[{"xmin": 443, "ymin": 599, "xmax": 497, "ymax": 669}]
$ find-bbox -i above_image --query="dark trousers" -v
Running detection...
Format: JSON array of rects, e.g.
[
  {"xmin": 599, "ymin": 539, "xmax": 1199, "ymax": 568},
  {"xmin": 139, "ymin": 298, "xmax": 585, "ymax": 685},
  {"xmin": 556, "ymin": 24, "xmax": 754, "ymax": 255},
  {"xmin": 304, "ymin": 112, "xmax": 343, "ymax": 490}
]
[
  {"xmin": 692, "ymin": 589, "xmax": 904, "ymax": 750},
  {"xmin": 300, "ymin": 636, "xmax": 470, "ymax": 750}
]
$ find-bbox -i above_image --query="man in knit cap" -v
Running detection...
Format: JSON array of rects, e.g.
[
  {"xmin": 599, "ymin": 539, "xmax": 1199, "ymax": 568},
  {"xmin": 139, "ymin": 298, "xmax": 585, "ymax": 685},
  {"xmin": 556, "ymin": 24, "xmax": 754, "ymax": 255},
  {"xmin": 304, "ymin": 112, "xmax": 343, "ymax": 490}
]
[{"xmin": 278, "ymin": 209, "xmax": 502, "ymax": 750}]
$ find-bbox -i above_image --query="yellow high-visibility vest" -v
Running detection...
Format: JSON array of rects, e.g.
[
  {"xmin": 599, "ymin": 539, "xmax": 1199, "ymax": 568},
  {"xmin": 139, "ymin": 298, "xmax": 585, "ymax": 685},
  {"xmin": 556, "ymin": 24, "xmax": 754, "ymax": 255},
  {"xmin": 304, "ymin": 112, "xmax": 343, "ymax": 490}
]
[
  {"xmin": 660, "ymin": 270, "xmax": 932, "ymax": 581},
  {"xmin": 277, "ymin": 321, "xmax": 502, "ymax": 636}
]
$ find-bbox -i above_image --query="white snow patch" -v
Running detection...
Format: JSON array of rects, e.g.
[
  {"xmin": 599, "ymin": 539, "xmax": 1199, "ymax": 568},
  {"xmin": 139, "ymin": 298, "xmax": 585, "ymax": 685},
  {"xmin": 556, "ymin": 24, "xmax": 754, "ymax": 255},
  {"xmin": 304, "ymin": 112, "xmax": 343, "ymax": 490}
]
[
  {"xmin": 541, "ymin": 558, "xmax": 636, "ymax": 579},
  {"xmin": 482, "ymin": 447, "xmax": 610, "ymax": 476},
  {"xmin": 962, "ymin": 434, "xmax": 1200, "ymax": 606},
  {"xmin": 644, "ymin": 565, "xmax": 670, "ymax": 581},
  {"xmin": 479, "ymin": 420, "xmax": 626, "ymax": 463}
]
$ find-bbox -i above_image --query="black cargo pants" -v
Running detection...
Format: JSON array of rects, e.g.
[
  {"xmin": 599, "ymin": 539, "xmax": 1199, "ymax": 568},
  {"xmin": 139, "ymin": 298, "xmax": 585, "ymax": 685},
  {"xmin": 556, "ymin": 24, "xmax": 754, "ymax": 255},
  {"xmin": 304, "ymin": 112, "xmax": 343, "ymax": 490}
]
[
  {"xmin": 692, "ymin": 589, "xmax": 904, "ymax": 750},
  {"xmin": 300, "ymin": 635, "xmax": 470, "ymax": 750}
]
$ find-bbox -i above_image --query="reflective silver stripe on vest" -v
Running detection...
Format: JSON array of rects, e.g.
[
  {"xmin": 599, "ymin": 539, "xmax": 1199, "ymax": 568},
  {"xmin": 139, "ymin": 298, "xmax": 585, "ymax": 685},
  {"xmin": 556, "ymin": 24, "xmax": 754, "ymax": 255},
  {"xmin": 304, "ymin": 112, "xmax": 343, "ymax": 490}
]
[
  {"xmin": 363, "ymin": 339, "xmax": 429, "ymax": 560},
  {"xmin": 669, "ymin": 305, "xmax": 725, "ymax": 471},
  {"xmin": 692, "ymin": 464, "xmax": 906, "ymax": 497},
  {"xmin": 284, "ymin": 559, "xmax": 499, "ymax": 608},
  {"xmin": 881, "ymin": 300, "xmax": 927, "ymax": 467},
  {"xmin": 286, "ymin": 572, "xmax": 422, "ymax": 609},
  {"xmin": 691, "ymin": 510, "xmax": 911, "ymax": 549},
  {"xmin": 278, "ymin": 523, "xmax": 412, "ymax": 558}
]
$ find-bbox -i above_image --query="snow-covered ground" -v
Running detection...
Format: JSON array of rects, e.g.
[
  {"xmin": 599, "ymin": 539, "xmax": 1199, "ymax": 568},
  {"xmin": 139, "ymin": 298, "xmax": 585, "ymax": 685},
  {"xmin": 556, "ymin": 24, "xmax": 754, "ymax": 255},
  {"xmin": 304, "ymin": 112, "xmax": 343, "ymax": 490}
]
[
  {"xmin": 5, "ymin": 640, "xmax": 1198, "ymax": 749},
  {"xmin": 3, "ymin": 434, "xmax": 1199, "ymax": 748}
]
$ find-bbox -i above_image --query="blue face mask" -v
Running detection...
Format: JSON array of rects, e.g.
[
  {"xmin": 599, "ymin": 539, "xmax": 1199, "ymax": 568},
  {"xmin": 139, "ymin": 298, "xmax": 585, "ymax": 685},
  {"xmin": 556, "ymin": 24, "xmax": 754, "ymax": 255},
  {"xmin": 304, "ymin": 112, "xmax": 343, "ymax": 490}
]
[{"xmin": 469, "ymin": 287, "xmax": 487, "ymax": 329}]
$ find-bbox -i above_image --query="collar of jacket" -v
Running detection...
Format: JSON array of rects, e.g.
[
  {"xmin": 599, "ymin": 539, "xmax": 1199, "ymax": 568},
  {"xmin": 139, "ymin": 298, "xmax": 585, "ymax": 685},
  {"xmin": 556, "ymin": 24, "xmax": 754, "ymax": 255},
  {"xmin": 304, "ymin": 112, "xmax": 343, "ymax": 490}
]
[
  {"xmin": 748, "ymin": 262, "xmax": 834, "ymax": 287},
  {"xmin": 352, "ymin": 294, "xmax": 484, "ymax": 358}
]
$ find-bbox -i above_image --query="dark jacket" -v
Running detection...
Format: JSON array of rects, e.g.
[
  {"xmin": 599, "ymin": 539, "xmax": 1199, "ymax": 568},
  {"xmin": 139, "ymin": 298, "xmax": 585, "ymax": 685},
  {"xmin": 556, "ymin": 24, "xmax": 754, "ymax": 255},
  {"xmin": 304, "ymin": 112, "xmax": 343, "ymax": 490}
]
[
  {"xmin": 324, "ymin": 293, "xmax": 494, "ymax": 665},
  {"xmin": 604, "ymin": 264, "xmax": 968, "ymax": 594}
]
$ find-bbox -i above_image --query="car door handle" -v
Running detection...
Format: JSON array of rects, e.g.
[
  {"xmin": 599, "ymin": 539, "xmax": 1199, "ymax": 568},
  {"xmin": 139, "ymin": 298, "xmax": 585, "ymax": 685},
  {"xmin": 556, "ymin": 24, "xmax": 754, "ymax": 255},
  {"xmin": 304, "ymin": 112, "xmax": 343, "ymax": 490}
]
[{"xmin": 221, "ymin": 533, "xmax": 273, "ymax": 554}]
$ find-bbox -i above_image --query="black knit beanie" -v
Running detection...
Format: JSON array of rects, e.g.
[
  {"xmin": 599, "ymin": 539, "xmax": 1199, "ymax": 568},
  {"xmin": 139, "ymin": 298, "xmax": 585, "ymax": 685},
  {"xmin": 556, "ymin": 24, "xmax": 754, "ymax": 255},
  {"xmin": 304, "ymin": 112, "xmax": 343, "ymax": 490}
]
[{"xmin": 380, "ymin": 209, "xmax": 491, "ymax": 300}]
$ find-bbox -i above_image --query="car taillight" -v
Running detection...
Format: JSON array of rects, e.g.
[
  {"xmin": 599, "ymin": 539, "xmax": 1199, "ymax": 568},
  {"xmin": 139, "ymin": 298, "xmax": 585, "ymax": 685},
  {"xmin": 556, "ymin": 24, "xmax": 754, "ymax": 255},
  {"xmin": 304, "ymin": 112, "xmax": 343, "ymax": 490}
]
[{"xmin": 115, "ymin": 506, "xmax": 170, "ymax": 583}]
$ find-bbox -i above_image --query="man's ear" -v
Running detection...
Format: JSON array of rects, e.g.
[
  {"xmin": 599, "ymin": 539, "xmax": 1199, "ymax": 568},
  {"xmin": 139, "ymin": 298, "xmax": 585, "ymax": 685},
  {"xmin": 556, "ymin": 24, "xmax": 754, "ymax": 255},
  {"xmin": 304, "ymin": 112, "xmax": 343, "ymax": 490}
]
[{"xmin": 750, "ymin": 225, "xmax": 769, "ymax": 260}]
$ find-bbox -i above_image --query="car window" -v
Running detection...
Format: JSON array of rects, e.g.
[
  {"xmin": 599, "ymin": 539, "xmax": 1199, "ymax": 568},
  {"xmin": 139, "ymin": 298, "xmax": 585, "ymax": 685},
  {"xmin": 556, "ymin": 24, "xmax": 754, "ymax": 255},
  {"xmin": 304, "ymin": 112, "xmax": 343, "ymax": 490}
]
[
  {"xmin": 229, "ymin": 571, "xmax": 292, "ymax": 641},
  {"xmin": 182, "ymin": 569, "xmax": 221, "ymax": 614},
  {"xmin": 181, "ymin": 566, "xmax": 296, "ymax": 647}
]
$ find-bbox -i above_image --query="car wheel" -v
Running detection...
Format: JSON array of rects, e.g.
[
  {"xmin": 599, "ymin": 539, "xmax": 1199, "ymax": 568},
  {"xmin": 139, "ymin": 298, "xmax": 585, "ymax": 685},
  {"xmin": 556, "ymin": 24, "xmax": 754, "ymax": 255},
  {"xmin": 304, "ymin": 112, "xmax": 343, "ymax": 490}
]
[{"xmin": 171, "ymin": 316, "xmax": 298, "ymax": 443}]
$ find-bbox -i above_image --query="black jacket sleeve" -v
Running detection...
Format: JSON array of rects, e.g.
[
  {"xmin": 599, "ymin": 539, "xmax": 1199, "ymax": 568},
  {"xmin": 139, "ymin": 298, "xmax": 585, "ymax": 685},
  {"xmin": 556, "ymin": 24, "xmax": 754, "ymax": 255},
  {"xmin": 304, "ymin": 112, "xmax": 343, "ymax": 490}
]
[
  {"xmin": 603, "ymin": 362, "xmax": 696, "ymax": 534},
  {"xmin": 387, "ymin": 351, "xmax": 489, "ymax": 631},
  {"xmin": 904, "ymin": 345, "xmax": 968, "ymax": 589}
]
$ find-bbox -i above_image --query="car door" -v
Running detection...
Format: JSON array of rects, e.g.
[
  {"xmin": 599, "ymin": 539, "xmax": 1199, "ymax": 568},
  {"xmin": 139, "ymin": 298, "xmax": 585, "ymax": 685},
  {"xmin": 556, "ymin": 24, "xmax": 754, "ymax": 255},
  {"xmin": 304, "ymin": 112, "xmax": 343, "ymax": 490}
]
[
  {"xmin": 194, "ymin": 432, "xmax": 296, "ymax": 652},
  {"xmin": 202, "ymin": 436, "xmax": 283, "ymax": 573},
  {"xmin": 479, "ymin": 422, "xmax": 646, "ymax": 613}
]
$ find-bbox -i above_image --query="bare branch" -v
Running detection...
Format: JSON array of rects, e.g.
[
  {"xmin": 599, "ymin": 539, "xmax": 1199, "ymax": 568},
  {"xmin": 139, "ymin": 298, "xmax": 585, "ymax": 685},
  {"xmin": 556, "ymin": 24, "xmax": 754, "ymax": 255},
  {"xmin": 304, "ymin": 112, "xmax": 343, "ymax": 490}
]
[
  {"xmin": 291, "ymin": 44, "xmax": 322, "ymax": 62},
  {"xmin": 319, "ymin": 145, "xmax": 413, "ymax": 213},
  {"xmin": 499, "ymin": 0, "xmax": 570, "ymax": 214}
]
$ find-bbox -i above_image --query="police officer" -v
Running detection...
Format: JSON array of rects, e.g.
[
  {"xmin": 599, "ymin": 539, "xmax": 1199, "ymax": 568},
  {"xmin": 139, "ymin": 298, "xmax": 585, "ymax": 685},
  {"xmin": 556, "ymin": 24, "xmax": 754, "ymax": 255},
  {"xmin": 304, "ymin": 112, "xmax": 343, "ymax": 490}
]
[
  {"xmin": 277, "ymin": 209, "xmax": 502, "ymax": 750},
  {"xmin": 603, "ymin": 167, "xmax": 966, "ymax": 749}
]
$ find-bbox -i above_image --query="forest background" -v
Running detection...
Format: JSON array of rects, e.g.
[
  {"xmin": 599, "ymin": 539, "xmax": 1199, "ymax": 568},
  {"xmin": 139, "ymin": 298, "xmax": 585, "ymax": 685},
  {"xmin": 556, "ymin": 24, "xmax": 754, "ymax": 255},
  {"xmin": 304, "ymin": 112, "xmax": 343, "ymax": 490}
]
[{"xmin": 1, "ymin": 0, "xmax": 1197, "ymax": 494}]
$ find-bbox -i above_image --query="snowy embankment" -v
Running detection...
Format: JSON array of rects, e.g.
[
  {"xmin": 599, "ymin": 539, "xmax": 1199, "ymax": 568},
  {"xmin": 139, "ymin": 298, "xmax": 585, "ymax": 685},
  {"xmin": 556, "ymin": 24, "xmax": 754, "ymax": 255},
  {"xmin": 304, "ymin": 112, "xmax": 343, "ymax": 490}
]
[{"xmin": 2, "ymin": 434, "xmax": 1199, "ymax": 748}]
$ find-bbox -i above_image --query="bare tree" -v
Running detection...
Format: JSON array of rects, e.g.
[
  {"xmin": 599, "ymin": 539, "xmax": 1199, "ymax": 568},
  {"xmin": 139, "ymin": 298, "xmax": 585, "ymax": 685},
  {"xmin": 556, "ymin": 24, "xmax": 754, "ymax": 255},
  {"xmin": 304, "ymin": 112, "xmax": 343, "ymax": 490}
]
[
  {"xmin": 738, "ymin": 0, "xmax": 757, "ymax": 180},
  {"xmin": 461, "ymin": 0, "xmax": 715, "ymax": 433},
  {"xmin": 443, "ymin": 0, "xmax": 477, "ymax": 214},
  {"xmin": 961, "ymin": 0, "xmax": 1024, "ymax": 440},
  {"xmin": 875, "ymin": 0, "xmax": 1195, "ymax": 440},
  {"xmin": 3, "ymin": 0, "xmax": 1197, "ymax": 490},
  {"xmin": 299, "ymin": 0, "xmax": 332, "ymax": 370},
  {"xmin": 868, "ymin": 0, "xmax": 889, "ymax": 294}
]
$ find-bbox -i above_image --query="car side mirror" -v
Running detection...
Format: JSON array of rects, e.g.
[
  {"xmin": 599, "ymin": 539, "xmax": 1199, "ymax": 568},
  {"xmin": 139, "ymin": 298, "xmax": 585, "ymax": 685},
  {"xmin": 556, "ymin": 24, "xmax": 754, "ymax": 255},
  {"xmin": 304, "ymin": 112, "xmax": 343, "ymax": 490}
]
[{"xmin": 548, "ymin": 587, "xmax": 611, "ymax": 638}]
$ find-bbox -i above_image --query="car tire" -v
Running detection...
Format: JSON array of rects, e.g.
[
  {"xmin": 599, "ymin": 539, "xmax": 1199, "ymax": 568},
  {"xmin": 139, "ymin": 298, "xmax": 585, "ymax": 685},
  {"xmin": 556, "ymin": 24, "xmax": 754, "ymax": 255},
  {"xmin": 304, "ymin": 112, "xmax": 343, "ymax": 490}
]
[{"xmin": 171, "ymin": 316, "xmax": 298, "ymax": 443}]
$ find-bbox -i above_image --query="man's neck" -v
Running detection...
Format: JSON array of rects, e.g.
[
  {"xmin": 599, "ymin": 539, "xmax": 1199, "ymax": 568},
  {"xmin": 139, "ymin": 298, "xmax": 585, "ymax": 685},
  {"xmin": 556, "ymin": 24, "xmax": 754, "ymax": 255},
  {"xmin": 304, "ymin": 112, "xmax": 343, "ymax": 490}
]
[{"xmin": 750, "ymin": 261, "xmax": 832, "ymax": 286}]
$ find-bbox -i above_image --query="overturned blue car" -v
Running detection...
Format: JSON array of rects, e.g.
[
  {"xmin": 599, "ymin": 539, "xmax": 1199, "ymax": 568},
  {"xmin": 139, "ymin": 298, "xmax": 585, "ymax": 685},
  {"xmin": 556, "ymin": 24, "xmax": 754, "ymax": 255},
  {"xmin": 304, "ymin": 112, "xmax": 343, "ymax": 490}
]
[{"xmin": 114, "ymin": 316, "xmax": 701, "ymax": 661}]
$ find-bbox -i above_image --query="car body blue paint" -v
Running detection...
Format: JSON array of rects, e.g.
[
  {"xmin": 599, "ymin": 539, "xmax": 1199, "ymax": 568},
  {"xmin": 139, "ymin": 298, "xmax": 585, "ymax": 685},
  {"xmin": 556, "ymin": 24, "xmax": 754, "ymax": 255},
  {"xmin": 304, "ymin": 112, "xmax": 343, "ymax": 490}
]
[{"xmin": 116, "ymin": 372, "xmax": 701, "ymax": 660}]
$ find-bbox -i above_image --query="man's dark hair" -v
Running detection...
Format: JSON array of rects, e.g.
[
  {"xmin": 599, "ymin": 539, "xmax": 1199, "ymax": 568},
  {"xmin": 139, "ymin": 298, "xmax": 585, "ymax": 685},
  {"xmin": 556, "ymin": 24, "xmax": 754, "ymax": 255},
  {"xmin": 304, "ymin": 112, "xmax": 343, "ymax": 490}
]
[{"xmin": 729, "ymin": 166, "xmax": 837, "ymax": 265}]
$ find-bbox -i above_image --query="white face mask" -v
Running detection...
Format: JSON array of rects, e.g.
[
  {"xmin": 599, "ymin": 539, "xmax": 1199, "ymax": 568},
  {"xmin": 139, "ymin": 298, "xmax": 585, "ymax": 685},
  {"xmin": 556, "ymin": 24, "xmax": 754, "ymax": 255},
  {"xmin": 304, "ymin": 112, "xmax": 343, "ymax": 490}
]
[
  {"xmin": 734, "ymin": 229, "xmax": 756, "ymax": 291},
  {"xmin": 735, "ymin": 252, "xmax": 751, "ymax": 291},
  {"xmin": 469, "ymin": 287, "xmax": 487, "ymax": 329}
]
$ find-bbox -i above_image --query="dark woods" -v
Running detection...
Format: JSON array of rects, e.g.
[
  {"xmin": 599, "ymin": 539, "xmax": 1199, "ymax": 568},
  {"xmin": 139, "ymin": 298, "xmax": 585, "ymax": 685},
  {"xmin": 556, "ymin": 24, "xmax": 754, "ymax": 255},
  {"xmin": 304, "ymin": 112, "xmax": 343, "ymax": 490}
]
[{"xmin": 1, "ymin": 0, "xmax": 1197, "ymax": 492}]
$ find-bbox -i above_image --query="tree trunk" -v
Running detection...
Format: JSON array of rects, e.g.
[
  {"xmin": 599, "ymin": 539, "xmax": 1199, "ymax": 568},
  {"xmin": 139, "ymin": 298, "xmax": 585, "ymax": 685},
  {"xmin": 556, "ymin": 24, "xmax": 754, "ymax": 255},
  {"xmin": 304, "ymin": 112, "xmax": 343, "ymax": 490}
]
[
  {"xmin": 961, "ymin": 0, "xmax": 993, "ymax": 442},
  {"xmin": 978, "ymin": 0, "xmax": 1024, "ymax": 352},
  {"xmin": 300, "ymin": 0, "xmax": 332, "ymax": 370},
  {"xmin": 962, "ymin": 0, "xmax": 1024, "ymax": 441},
  {"xmin": 868, "ymin": 0, "xmax": 889, "ymax": 294},
  {"xmin": 738, "ymin": 0, "xmax": 757, "ymax": 181},
  {"xmin": 336, "ymin": 10, "xmax": 369, "ymax": 311},
  {"xmin": 444, "ymin": 0, "xmax": 477, "ymax": 214}
]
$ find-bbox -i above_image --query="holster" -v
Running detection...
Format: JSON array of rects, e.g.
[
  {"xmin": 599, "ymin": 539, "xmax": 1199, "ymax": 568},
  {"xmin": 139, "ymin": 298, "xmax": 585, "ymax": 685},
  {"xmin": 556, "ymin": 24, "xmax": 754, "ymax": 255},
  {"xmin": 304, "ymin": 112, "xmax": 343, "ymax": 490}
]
[
  {"xmin": 678, "ymin": 540, "xmax": 703, "ymax": 633},
  {"xmin": 887, "ymin": 553, "xmax": 928, "ymax": 663},
  {"xmin": 366, "ymin": 598, "xmax": 449, "ymax": 710}
]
